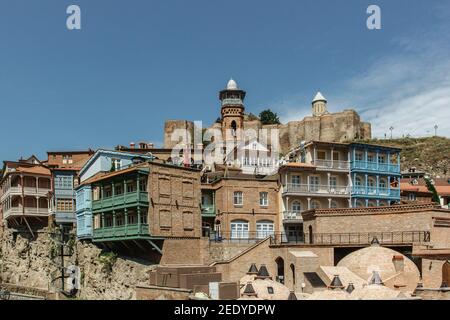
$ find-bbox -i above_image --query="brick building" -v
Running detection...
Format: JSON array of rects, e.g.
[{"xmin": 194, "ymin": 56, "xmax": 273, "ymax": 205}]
[{"xmin": 201, "ymin": 167, "xmax": 279, "ymax": 240}]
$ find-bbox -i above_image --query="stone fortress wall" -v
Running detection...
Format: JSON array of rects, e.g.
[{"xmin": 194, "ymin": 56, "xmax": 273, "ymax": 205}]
[{"xmin": 163, "ymin": 82, "xmax": 371, "ymax": 155}]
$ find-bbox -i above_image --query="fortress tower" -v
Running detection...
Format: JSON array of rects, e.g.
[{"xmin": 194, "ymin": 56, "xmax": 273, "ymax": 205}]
[{"xmin": 219, "ymin": 79, "xmax": 246, "ymax": 141}]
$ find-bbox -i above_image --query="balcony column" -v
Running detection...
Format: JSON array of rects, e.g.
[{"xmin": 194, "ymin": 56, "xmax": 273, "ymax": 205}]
[
  {"xmin": 36, "ymin": 196, "xmax": 39, "ymax": 213},
  {"xmin": 328, "ymin": 198, "xmax": 332, "ymax": 208},
  {"xmin": 313, "ymin": 146, "xmax": 317, "ymax": 164},
  {"xmin": 364, "ymin": 149, "xmax": 368, "ymax": 169},
  {"xmin": 100, "ymin": 185, "xmax": 104, "ymax": 199},
  {"xmin": 101, "ymin": 213, "xmax": 105, "ymax": 228},
  {"xmin": 123, "ymin": 178, "xmax": 127, "ymax": 194},
  {"xmin": 376, "ymin": 150, "xmax": 379, "ymax": 170},
  {"xmin": 348, "ymin": 198, "xmax": 352, "ymax": 208},
  {"xmin": 36, "ymin": 177, "xmax": 39, "ymax": 193},
  {"xmin": 286, "ymin": 196, "xmax": 289, "ymax": 213},
  {"xmin": 137, "ymin": 173, "xmax": 140, "ymax": 193},
  {"xmin": 387, "ymin": 153, "xmax": 391, "ymax": 172},
  {"xmin": 365, "ymin": 174, "xmax": 368, "ymax": 194},
  {"xmin": 124, "ymin": 208, "xmax": 128, "ymax": 226},
  {"xmin": 327, "ymin": 173, "xmax": 331, "ymax": 191},
  {"xmin": 331, "ymin": 148, "xmax": 334, "ymax": 168},
  {"xmin": 212, "ymin": 192, "xmax": 215, "ymax": 209},
  {"xmin": 376, "ymin": 199, "xmax": 380, "ymax": 206},
  {"xmin": 112, "ymin": 181, "xmax": 115, "ymax": 197},
  {"xmin": 137, "ymin": 206, "xmax": 141, "ymax": 228},
  {"xmin": 388, "ymin": 175, "xmax": 391, "ymax": 196},
  {"xmin": 376, "ymin": 175, "xmax": 380, "ymax": 195},
  {"xmin": 397, "ymin": 153, "xmax": 401, "ymax": 171},
  {"xmin": 113, "ymin": 210, "xmax": 116, "ymax": 227},
  {"xmin": 365, "ymin": 199, "xmax": 369, "ymax": 207},
  {"xmin": 307, "ymin": 198, "xmax": 311, "ymax": 210}
]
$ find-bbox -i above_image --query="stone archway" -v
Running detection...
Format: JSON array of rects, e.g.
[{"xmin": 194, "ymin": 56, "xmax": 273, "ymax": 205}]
[
  {"xmin": 275, "ymin": 257, "xmax": 285, "ymax": 284},
  {"xmin": 442, "ymin": 261, "xmax": 450, "ymax": 286}
]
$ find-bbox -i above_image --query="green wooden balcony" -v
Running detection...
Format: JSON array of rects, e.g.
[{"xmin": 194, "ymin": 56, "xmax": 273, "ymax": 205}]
[
  {"xmin": 93, "ymin": 223, "xmax": 150, "ymax": 242},
  {"xmin": 201, "ymin": 204, "xmax": 216, "ymax": 217},
  {"xmin": 92, "ymin": 191, "xmax": 148, "ymax": 212}
]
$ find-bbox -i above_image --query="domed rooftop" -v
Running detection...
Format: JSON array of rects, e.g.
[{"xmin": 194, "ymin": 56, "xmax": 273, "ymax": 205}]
[
  {"xmin": 337, "ymin": 244, "xmax": 420, "ymax": 292},
  {"xmin": 227, "ymin": 78, "xmax": 238, "ymax": 90},
  {"xmin": 312, "ymin": 91, "xmax": 327, "ymax": 103}
]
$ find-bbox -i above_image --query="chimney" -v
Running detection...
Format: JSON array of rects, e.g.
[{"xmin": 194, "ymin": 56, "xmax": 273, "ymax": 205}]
[{"xmin": 130, "ymin": 142, "xmax": 135, "ymax": 149}]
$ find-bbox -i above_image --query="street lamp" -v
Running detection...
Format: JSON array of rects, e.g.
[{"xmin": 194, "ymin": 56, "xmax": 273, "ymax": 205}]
[
  {"xmin": 434, "ymin": 125, "xmax": 438, "ymax": 137},
  {"xmin": 389, "ymin": 127, "xmax": 394, "ymax": 139}
]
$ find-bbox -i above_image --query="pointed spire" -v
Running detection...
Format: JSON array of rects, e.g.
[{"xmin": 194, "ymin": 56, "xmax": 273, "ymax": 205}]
[
  {"xmin": 243, "ymin": 282, "xmax": 257, "ymax": 296},
  {"xmin": 247, "ymin": 263, "xmax": 259, "ymax": 275},
  {"xmin": 346, "ymin": 282, "xmax": 355, "ymax": 294},
  {"xmin": 312, "ymin": 91, "xmax": 327, "ymax": 103},
  {"xmin": 369, "ymin": 271, "xmax": 384, "ymax": 286},
  {"xmin": 227, "ymin": 78, "xmax": 238, "ymax": 90},
  {"xmin": 329, "ymin": 275, "xmax": 344, "ymax": 290},
  {"xmin": 256, "ymin": 264, "xmax": 270, "ymax": 279},
  {"xmin": 288, "ymin": 291, "xmax": 298, "ymax": 300}
]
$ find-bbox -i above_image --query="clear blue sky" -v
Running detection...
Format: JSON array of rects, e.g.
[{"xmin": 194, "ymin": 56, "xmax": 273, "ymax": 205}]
[{"xmin": 1, "ymin": 0, "xmax": 449, "ymax": 161}]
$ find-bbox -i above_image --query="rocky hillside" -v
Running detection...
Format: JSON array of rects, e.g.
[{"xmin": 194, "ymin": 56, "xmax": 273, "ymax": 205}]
[
  {"xmin": 0, "ymin": 228, "xmax": 154, "ymax": 300},
  {"xmin": 357, "ymin": 136, "xmax": 450, "ymax": 177}
]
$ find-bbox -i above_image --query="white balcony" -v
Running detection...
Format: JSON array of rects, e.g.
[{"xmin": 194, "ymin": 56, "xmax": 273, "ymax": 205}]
[
  {"xmin": 3, "ymin": 206, "xmax": 49, "ymax": 219},
  {"xmin": 283, "ymin": 183, "xmax": 350, "ymax": 196},
  {"xmin": 313, "ymin": 159, "xmax": 350, "ymax": 171},
  {"xmin": 283, "ymin": 211, "xmax": 303, "ymax": 221},
  {"xmin": 23, "ymin": 187, "xmax": 51, "ymax": 197}
]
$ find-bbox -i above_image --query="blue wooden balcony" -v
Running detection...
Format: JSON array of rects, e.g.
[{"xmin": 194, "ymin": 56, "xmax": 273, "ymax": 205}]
[
  {"xmin": 351, "ymin": 186, "xmax": 400, "ymax": 198},
  {"xmin": 351, "ymin": 161, "xmax": 400, "ymax": 174}
]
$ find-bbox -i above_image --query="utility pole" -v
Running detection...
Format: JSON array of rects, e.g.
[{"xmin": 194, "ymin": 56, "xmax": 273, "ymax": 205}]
[{"xmin": 389, "ymin": 127, "xmax": 394, "ymax": 139}]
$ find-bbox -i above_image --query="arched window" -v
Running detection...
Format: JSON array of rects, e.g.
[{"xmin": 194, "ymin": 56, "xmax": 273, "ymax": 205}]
[
  {"xmin": 231, "ymin": 120, "xmax": 237, "ymax": 135},
  {"xmin": 442, "ymin": 261, "xmax": 450, "ymax": 287},
  {"xmin": 308, "ymin": 225, "xmax": 314, "ymax": 244},
  {"xmin": 256, "ymin": 220, "xmax": 274, "ymax": 239},
  {"xmin": 275, "ymin": 257, "xmax": 285, "ymax": 284},
  {"xmin": 230, "ymin": 220, "xmax": 249, "ymax": 239},
  {"xmin": 292, "ymin": 201, "xmax": 301, "ymax": 213},
  {"xmin": 290, "ymin": 264, "xmax": 296, "ymax": 287}
]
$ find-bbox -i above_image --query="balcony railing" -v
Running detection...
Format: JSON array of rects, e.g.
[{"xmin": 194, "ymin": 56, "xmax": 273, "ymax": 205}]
[
  {"xmin": 201, "ymin": 204, "xmax": 216, "ymax": 217},
  {"xmin": 3, "ymin": 207, "xmax": 49, "ymax": 218},
  {"xmin": 283, "ymin": 211, "xmax": 303, "ymax": 220},
  {"xmin": 270, "ymin": 231, "xmax": 430, "ymax": 245},
  {"xmin": 283, "ymin": 183, "xmax": 350, "ymax": 196},
  {"xmin": 351, "ymin": 161, "xmax": 400, "ymax": 173},
  {"xmin": 352, "ymin": 186, "xmax": 400, "ymax": 198},
  {"xmin": 23, "ymin": 187, "xmax": 51, "ymax": 197},
  {"xmin": 92, "ymin": 191, "xmax": 148, "ymax": 211},
  {"xmin": 313, "ymin": 159, "xmax": 350, "ymax": 170},
  {"xmin": 93, "ymin": 223, "xmax": 150, "ymax": 241}
]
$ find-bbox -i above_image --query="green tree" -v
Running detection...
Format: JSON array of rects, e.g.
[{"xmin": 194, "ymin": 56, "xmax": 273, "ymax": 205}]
[
  {"xmin": 259, "ymin": 109, "xmax": 281, "ymax": 125},
  {"xmin": 424, "ymin": 177, "xmax": 441, "ymax": 204}
]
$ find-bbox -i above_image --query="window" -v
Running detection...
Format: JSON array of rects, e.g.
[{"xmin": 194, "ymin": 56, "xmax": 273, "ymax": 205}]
[
  {"xmin": 309, "ymin": 176, "xmax": 319, "ymax": 192},
  {"xmin": 112, "ymin": 158, "xmax": 122, "ymax": 171},
  {"xmin": 355, "ymin": 152, "xmax": 363, "ymax": 161},
  {"xmin": 291, "ymin": 175, "xmax": 301, "ymax": 185},
  {"xmin": 329, "ymin": 176, "xmax": 337, "ymax": 188},
  {"xmin": 127, "ymin": 180, "xmax": 136, "ymax": 193},
  {"xmin": 115, "ymin": 184, "xmax": 123, "ymax": 195},
  {"xmin": 379, "ymin": 179, "xmax": 387, "ymax": 189},
  {"xmin": 62, "ymin": 154, "xmax": 73, "ymax": 164},
  {"xmin": 104, "ymin": 186, "xmax": 112, "ymax": 198},
  {"xmin": 267, "ymin": 287, "xmax": 274, "ymax": 294},
  {"xmin": 259, "ymin": 192, "xmax": 268, "ymax": 207},
  {"xmin": 355, "ymin": 176, "xmax": 362, "ymax": 186},
  {"xmin": 233, "ymin": 191, "xmax": 243, "ymax": 206},
  {"xmin": 292, "ymin": 201, "xmax": 301, "ymax": 213},
  {"xmin": 367, "ymin": 154, "xmax": 374, "ymax": 162},
  {"xmin": 317, "ymin": 151, "xmax": 326, "ymax": 160},
  {"xmin": 105, "ymin": 215, "xmax": 113, "ymax": 227},
  {"xmin": 256, "ymin": 221, "xmax": 274, "ymax": 239},
  {"xmin": 139, "ymin": 177, "xmax": 147, "ymax": 192},
  {"xmin": 378, "ymin": 155, "xmax": 386, "ymax": 163},
  {"xmin": 55, "ymin": 176, "xmax": 73, "ymax": 189},
  {"xmin": 332, "ymin": 152, "xmax": 339, "ymax": 161},
  {"xmin": 116, "ymin": 213, "xmax": 124, "ymax": 226},
  {"xmin": 330, "ymin": 201, "xmax": 338, "ymax": 208},
  {"xmin": 128, "ymin": 214, "xmax": 137, "ymax": 225},
  {"xmin": 56, "ymin": 199, "xmax": 73, "ymax": 212},
  {"xmin": 230, "ymin": 220, "xmax": 249, "ymax": 239},
  {"xmin": 408, "ymin": 193, "xmax": 416, "ymax": 201}
]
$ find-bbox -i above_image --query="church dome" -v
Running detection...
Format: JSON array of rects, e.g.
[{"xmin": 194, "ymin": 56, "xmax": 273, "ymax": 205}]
[
  {"xmin": 227, "ymin": 78, "xmax": 238, "ymax": 90},
  {"xmin": 337, "ymin": 244, "xmax": 420, "ymax": 292}
]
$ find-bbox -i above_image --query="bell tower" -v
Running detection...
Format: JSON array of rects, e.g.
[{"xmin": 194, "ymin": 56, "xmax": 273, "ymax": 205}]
[
  {"xmin": 220, "ymin": 79, "xmax": 246, "ymax": 141},
  {"xmin": 312, "ymin": 91, "xmax": 328, "ymax": 117}
]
